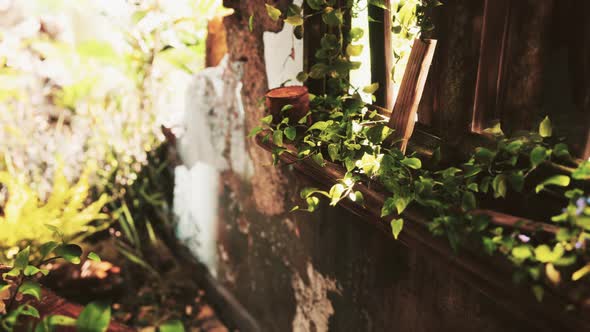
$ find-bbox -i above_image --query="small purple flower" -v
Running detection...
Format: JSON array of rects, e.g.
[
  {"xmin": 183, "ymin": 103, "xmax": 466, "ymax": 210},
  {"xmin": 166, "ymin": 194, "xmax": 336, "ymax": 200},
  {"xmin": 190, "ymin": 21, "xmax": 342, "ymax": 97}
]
[
  {"xmin": 518, "ymin": 234, "xmax": 531, "ymax": 243},
  {"xmin": 576, "ymin": 198, "xmax": 587, "ymax": 216},
  {"xmin": 575, "ymin": 241, "xmax": 583, "ymax": 249}
]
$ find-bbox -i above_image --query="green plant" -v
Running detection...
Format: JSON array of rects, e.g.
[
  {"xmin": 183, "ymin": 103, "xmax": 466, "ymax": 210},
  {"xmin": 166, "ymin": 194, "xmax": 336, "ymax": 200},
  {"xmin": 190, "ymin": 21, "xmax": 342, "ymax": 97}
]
[
  {"xmin": 259, "ymin": 0, "xmax": 590, "ymax": 304},
  {"xmin": 0, "ymin": 241, "xmax": 109, "ymax": 332},
  {"xmin": 0, "ymin": 163, "xmax": 109, "ymax": 263}
]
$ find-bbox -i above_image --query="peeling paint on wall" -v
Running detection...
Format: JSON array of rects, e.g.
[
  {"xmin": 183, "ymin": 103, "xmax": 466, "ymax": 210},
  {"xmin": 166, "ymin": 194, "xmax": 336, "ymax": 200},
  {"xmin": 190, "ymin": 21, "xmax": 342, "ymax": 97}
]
[
  {"xmin": 174, "ymin": 55, "xmax": 253, "ymax": 274},
  {"xmin": 292, "ymin": 262, "xmax": 341, "ymax": 332}
]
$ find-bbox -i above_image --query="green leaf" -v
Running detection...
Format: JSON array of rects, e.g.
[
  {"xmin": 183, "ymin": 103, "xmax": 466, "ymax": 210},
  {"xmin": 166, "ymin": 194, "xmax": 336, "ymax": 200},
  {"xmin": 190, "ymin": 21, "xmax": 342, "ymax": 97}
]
[
  {"xmin": 159, "ymin": 320, "xmax": 186, "ymax": 332},
  {"xmin": 265, "ymin": 4, "xmax": 282, "ymax": 21},
  {"xmin": 532, "ymin": 285, "xmax": 544, "ymax": 302},
  {"xmin": 539, "ymin": 116, "xmax": 552, "ymax": 138},
  {"xmin": 390, "ymin": 219, "xmax": 404, "ymax": 240},
  {"xmin": 572, "ymin": 161, "xmax": 590, "ymax": 180},
  {"xmin": 329, "ymin": 184, "xmax": 345, "ymax": 206},
  {"xmin": 474, "ymin": 147, "xmax": 496, "ymax": 164},
  {"xmin": 530, "ymin": 146, "xmax": 548, "ymax": 168},
  {"xmin": 296, "ymin": 71, "xmax": 308, "ymax": 82},
  {"xmin": 273, "ymin": 129, "xmax": 284, "ymax": 147},
  {"xmin": 19, "ymin": 304, "xmax": 40, "ymax": 319},
  {"xmin": 508, "ymin": 172, "xmax": 525, "ymax": 192},
  {"xmin": 19, "ymin": 281, "xmax": 41, "ymax": 300},
  {"xmin": 248, "ymin": 126, "xmax": 264, "ymax": 138},
  {"xmin": 249, "ymin": 14, "xmax": 254, "ymax": 31},
  {"xmin": 284, "ymin": 127, "xmax": 297, "ymax": 141},
  {"xmin": 350, "ymin": 28, "xmax": 364, "ymax": 41},
  {"xmin": 76, "ymin": 301, "xmax": 111, "ymax": 332},
  {"xmin": 492, "ymin": 175, "xmax": 507, "ymax": 198},
  {"xmin": 306, "ymin": 0, "xmax": 324, "ymax": 10},
  {"xmin": 14, "ymin": 246, "xmax": 30, "ymax": 270},
  {"xmin": 381, "ymin": 197, "xmax": 396, "ymax": 217},
  {"xmin": 369, "ymin": 0, "xmax": 388, "ymax": 10},
  {"xmin": 534, "ymin": 244, "xmax": 564, "ymax": 263},
  {"xmin": 461, "ymin": 191, "xmax": 476, "ymax": 211},
  {"xmin": 553, "ymin": 143, "xmax": 570, "ymax": 159},
  {"xmin": 572, "ymin": 264, "xmax": 590, "ymax": 281},
  {"xmin": 24, "ymin": 265, "xmax": 42, "ymax": 276},
  {"xmin": 535, "ymin": 175, "xmax": 570, "ymax": 193},
  {"xmin": 322, "ymin": 7, "xmax": 343, "ymax": 26},
  {"xmin": 39, "ymin": 241, "xmax": 59, "ymax": 260},
  {"xmin": 401, "ymin": 157, "xmax": 422, "ymax": 170},
  {"xmin": 88, "ymin": 252, "xmax": 101, "ymax": 262},
  {"xmin": 362, "ymin": 83, "xmax": 379, "ymax": 94},
  {"xmin": 285, "ymin": 15, "xmax": 304, "ymax": 26},
  {"xmin": 327, "ymin": 143, "xmax": 340, "ymax": 161},
  {"xmin": 346, "ymin": 44, "xmax": 363, "ymax": 57},
  {"xmin": 261, "ymin": 115, "xmax": 273, "ymax": 125},
  {"xmin": 54, "ymin": 244, "xmax": 83, "ymax": 265},
  {"xmin": 511, "ymin": 246, "xmax": 532, "ymax": 260}
]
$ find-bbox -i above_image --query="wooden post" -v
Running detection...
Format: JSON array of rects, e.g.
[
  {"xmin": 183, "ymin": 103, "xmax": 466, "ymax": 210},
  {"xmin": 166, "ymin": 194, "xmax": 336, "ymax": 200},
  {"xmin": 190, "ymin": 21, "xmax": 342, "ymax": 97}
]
[
  {"xmin": 265, "ymin": 86, "xmax": 310, "ymax": 125},
  {"xmin": 471, "ymin": 0, "xmax": 511, "ymax": 132},
  {"xmin": 387, "ymin": 39, "xmax": 437, "ymax": 153},
  {"xmin": 368, "ymin": 1, "xmax": 393, "ymax": 109},
  {"xmin": 206, "ymin": 16, "xmax": 228, "ymax": 68}
]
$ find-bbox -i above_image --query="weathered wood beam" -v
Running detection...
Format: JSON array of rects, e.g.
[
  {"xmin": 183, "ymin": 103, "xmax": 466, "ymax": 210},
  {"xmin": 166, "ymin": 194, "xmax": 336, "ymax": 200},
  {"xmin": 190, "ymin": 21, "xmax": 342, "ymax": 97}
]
[
  {"xmin": 387, "ymin": 39, "xmax": 437, "ymax": 153},
  {"xmin": 368, "ymin": 2, "xmax": 394, "ymax": 109},
  {"xmin": 471, "ymin": 0, "xmax": 511, "ymax": 132}
]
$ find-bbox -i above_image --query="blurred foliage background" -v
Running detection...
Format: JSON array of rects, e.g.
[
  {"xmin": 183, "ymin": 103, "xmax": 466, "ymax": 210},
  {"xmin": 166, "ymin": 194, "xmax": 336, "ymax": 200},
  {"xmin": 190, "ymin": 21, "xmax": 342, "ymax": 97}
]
[{"xmin": 0, "ymin": 0, "xmax": 224, "ymax": 261}]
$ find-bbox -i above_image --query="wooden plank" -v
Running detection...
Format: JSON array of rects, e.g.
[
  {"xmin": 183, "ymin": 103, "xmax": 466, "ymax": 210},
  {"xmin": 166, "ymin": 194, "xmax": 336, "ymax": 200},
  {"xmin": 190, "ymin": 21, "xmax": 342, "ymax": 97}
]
[
  {"xmin": 387, "ymin": 39, "xmax": 437, "ymax": 153},
  {"xmin": 471, "ymin": 0, "xmax": 511, "ymax": 132},
  {"xmin": 303, "ymin": 2, "xmax": 326, "ymax": 95},
  {"xmin": 368, "ymin": 2, "xmax": 394, "ymax": 109}
]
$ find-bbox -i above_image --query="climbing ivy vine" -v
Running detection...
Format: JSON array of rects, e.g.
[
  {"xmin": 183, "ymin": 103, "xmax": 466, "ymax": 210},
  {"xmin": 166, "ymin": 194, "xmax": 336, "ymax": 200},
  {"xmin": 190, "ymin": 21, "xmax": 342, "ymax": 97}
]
[{"xmin": 257, "ymin": 0, "xmax": 590, "ymax": 304}]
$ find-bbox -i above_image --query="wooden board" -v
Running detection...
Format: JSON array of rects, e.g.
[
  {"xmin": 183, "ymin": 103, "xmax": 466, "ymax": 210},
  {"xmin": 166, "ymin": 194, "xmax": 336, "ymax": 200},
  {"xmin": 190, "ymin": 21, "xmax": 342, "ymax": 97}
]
[
  {"xmin": 368, "ymin": 2, "xmax": 394, "ymax": 109},
  {"xmin": 387, "ymin": 39, "xmax": 437, "ymax": 153},
  {"xmin": 471, "ymin": 0, "xmax": 511, "ymax": 132}
]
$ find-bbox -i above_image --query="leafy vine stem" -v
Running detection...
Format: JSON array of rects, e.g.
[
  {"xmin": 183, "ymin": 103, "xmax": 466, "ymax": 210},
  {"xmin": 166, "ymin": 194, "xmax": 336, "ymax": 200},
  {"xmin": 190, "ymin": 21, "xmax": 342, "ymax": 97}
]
[{"xmin": 255, "ymin": 0, "xmax": 590, "ymax": 304}]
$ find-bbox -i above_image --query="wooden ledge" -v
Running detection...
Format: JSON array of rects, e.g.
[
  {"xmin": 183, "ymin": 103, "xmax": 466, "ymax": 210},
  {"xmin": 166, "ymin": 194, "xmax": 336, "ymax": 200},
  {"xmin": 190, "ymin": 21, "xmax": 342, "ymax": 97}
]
[{"xmin": 256, "ymin": 134, "xmax": 590, "ymax": 332}]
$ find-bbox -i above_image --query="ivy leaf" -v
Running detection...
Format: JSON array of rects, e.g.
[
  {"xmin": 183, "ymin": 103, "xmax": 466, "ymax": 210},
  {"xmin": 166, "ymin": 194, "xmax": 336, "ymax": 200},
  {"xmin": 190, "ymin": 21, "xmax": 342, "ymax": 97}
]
[
  {"xmin": 19, "ymin": 305, "xmax": 40, "ymax": 319},
  {"xmin": 350, "ymin": 28, "xmax": 364, "ymax": 41},
  {"xmin": 553, "ymin": 143, "xmax": 570, "ymax": 159},
  {"xmin": 369, "ymin": 0, "xmax": 388, "ymax": 9},
  {"xmin": 381, "ymin": 197, "xmax": 396, "ymax": 217},
  {"xmin": 159, "ymin": 320, "xmax": 186, "ymax": 332},
  {"xmin": 362, "ymin": 83, "xmax": 379, "ymax": 94},
  {"xmin": 76, "ymin": 301, "xmax": 111, "ymax": 332},
  {"xmin": 492, "ymin": 175, "xmax": 507, "ymax": 198},
  {"xmin": 572, "ymin": 161, "xmax": 590, "ymax": 180},
  {"xmin": 273, "ymin": 129, "xmax": 284, "ymax": 147},
  {"xmin": 322, "ymin": 7, "xmax": 343, "ymax": 26},
  {"xmin": 296, "ymin": 71, "xmax": 308, "ymax": 82},
  {"xmin": 461, "ymin": 191, "xmax": 476, "ymax": 211},
  {"xmin": 285, "ymin": 15, "xmax": 304, "ymax": 26},
  {"xmin": 328, "ymin": 143, "xmax": 340, "ymax": 161},
  {"xmin": 539, "ymin": 116, "xmax": 552, "ymax": 138},
  {"xmin": 534, "ymin": 244, "xmax": 564, "ymax": 263},
  {"xmin": 306, "ymin": 0, "xmax": 324, "ymax": 10},
  {"xmin": 329, "ymin": 184, "xmax": 345, "ymax": 206},
  {"xmin": 390, "ymin": 218, "xmax": 404, "ymax": 240},
  {"xmin": 366, "ymin": 125, "xmax": 390, "ymax": 144},
  {"xmin": 511, "ymin": 245, "xmax": 532, "ymax": 260},
  {"xmin": 508, "ymin": 172, "xmax": 524, "ymax": 192},
  {"xmin": 54, "ymin": 244, "xmax": 83, "ymax": 265},
  {"xmin": 261, "ymin": 115, "xmax": 273, "ymax": 125},
  {"xmin": 535, "ymin": 175, "xmax": 570, "ymax": 193},
  {"xmin": 474, "ymin": 147, "xmax": 496, "ymax": 164},
  {"xmin": 401, "ymin": 157, "xmax": 422, "ymax": 170},
  {"xmin": 19, "ymin": 281, "xmax": 41, "ymax": 300},
  {"xmin": 284, "ymin": 127, "xmax": 297, "ymax": 141},
  {"xmin": 530, "ymin": 146, "xmax": 548, "ymax": 168},
  {"xmin": 346, "ymin": 44, "xmax": 363, "ymax": 57},
  {"xmin": 88, "ymin": 252, "xmax": 101, "ymax": 262},
  {"xmin": 265, "ymin": 4, "xmax": 282, "ymax": 21},
  {"xmin": 394, "ymin": 194, "xmax": 412, "ymax": 214},
  {"xmin": 532, "ymin": 285, "xmax": 544, "ymax": 302}
]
